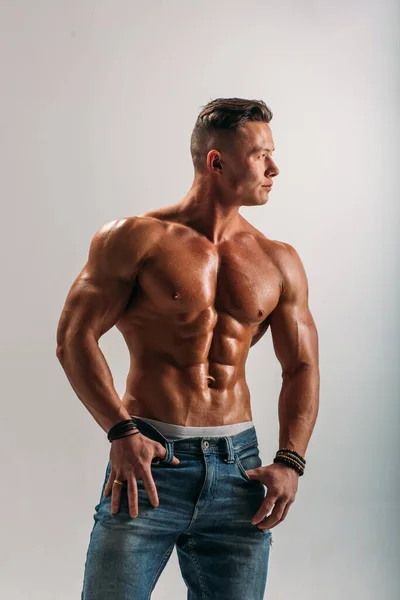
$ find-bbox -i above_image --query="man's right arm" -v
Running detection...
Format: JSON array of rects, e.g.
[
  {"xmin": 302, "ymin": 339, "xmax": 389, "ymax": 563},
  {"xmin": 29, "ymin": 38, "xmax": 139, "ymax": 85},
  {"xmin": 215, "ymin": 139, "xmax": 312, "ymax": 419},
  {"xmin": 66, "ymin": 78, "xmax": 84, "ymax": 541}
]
[{"xmin": 55, "ymin": 217, "xmax": 142, "ymax": 433}]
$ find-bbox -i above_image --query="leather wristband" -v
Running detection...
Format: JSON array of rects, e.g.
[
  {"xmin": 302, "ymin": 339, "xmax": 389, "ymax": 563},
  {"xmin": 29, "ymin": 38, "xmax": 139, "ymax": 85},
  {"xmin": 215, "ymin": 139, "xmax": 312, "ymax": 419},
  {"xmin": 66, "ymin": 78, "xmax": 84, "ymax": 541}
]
[{"xmin": 107, "ymin": 419, "xmax": 139, "ymax": 442}]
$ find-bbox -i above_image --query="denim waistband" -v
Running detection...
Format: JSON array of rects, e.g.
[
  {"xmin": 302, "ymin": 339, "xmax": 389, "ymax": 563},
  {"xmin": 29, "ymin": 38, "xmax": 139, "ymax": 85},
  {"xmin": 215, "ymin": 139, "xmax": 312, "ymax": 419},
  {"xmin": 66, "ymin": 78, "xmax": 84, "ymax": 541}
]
[{"xmin": 131, "ymin": 416, "xmax": 259, "ymax": 464}]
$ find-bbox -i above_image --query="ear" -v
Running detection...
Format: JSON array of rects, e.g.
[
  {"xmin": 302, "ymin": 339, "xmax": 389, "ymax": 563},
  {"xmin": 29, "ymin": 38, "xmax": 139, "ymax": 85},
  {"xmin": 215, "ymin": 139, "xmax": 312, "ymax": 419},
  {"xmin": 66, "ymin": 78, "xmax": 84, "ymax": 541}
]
[{"xmin": 207, "ymin": 149, "xmax": 223, "ymax": 173}]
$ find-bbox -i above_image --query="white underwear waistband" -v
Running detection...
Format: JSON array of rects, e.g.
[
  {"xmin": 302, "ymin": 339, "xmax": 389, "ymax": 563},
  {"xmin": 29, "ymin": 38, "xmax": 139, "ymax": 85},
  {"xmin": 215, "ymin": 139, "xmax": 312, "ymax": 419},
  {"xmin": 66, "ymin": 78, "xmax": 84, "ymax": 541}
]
[{"xmin": 130, "ymin": 415, "xmax": 254, "ymax": 440}]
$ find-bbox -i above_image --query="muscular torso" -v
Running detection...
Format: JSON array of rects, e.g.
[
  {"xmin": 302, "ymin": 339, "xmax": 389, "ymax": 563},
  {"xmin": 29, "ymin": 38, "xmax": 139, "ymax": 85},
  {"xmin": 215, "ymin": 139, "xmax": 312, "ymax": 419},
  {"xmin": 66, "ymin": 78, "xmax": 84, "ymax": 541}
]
[{"xmin": 115, "ymin": 207, "xmax": 284, "ymax": 426}]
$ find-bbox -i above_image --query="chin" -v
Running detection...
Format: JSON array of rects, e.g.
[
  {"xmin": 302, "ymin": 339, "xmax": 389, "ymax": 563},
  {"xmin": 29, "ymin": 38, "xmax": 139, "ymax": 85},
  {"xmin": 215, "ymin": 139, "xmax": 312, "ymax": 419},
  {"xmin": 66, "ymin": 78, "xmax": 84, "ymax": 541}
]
[
  {"xmin": 250, "ymin": 196, "xmax": 268, "ymax": 206},
  {"xmin": 239, "ymin": 189, "xmax": 268, "ymax": 206}
]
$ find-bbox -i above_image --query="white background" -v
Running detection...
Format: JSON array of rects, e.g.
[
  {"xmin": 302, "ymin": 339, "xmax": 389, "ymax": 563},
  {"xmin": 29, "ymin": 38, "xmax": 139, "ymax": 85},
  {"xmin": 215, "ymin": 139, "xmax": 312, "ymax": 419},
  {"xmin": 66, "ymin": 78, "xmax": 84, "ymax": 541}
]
[{"xmin": 1, "ymin": 1, "xmax": 399, "ymax": 598}]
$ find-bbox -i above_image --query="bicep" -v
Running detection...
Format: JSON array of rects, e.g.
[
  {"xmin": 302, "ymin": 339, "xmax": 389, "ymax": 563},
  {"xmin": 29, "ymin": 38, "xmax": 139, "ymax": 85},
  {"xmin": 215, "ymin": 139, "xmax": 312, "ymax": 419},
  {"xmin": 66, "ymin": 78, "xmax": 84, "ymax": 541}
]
[
  {"xmin": 56, "ymin": 272, "xmax": 133, "ymax": 343},
  {"xmin": 269, "ymin": 245, "xmax": 318, "ymax": 374}
]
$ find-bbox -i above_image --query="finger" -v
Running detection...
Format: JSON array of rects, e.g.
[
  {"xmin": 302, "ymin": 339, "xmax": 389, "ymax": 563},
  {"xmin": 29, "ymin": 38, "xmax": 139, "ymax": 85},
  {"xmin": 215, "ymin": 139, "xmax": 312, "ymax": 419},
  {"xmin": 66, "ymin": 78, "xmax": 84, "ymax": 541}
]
[
  {"xmin": 257, "ymin": 499, "xmax": 287, "ymax": 530},
  {"xmin": 103, "ymin": 469, "xmax": 116, "ymax": 498},
  {"xmin": 127, "ymin": 473, "xmax": 138, "ymax": 519},
  {"xmin": 151, "ymin": 455, "xmax": 180, "ymax": 465},
  {"xmin": 246, "ymin": 467, "xmax": 261, "ymax": 480},
  {"xmin": 151, "ymin": 442, "xmax": 166, "ymax": 464},
  {"xmin": 152, "ymin": 442, "xmax": 180, "ymax": 465},
  {"xmin": 141, "ymin": 465, "xmax": 159, "ymax": 507},
  {"xmin": 111, "ymin": 477, "xmax": 124, "ymax": 515},
  {"xmin": 251, "ymin": 492, "xmax": 277, "ymax": 525},
  {"xmin": 268, "ymin": 500, "xmax": 292, "ymax": 529}
]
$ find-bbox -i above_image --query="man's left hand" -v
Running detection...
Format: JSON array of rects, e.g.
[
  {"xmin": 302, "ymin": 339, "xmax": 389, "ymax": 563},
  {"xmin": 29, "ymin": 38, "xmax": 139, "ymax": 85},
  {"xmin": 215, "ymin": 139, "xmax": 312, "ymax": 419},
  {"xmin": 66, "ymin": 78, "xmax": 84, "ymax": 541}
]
[{"xmin": 246, "ymin": 462, "xmax": 299, "ymax": 530}]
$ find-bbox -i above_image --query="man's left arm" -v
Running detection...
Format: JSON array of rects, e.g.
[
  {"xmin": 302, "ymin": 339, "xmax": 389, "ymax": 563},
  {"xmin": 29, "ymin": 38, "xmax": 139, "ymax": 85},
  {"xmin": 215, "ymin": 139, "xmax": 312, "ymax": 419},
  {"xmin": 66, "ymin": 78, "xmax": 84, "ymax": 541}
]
[
  {"xmin": 271, "ymin": 243, "xmax": 320, "ymax": 457},
  {"xmin": 248, "ymin": 242, "xmax": 320, "ymax": 529}
]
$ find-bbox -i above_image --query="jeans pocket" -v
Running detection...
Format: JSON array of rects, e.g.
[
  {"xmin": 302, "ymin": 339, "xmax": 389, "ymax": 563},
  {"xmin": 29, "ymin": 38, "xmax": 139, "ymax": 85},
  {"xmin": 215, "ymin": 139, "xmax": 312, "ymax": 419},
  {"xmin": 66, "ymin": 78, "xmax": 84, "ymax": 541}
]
[{"xmin": 235, "ymin": 446, "xmax": 262, "ymax": 482}]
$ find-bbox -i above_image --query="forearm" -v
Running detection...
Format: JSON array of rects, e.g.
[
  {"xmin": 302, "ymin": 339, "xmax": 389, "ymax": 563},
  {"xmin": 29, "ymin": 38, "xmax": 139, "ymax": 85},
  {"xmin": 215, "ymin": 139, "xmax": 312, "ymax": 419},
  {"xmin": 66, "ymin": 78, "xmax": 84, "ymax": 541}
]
[
  {"xmin": 278, "ymin": 364, "xmax": 320, "ymax": 457},
  {"xmin": 56, "ymin": 333, "xmax": 132, "ymax": 433}
]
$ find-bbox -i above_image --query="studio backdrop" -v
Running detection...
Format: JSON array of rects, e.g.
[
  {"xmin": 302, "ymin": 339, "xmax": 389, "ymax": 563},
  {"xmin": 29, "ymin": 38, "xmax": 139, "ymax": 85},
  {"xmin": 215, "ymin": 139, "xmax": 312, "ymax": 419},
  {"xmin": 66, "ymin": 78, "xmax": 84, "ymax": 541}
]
[{"xmin": 0, "ymin": 1, "xmax": 398, "ymax": 599}]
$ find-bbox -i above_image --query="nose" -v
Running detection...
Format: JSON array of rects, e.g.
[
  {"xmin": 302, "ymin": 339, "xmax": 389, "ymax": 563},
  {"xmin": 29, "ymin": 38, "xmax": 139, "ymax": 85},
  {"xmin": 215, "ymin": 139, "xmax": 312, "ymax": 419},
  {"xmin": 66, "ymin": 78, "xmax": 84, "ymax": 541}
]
[{"xmin": 267, "ymin": 159, "xmax": 279, "ymax": 178}]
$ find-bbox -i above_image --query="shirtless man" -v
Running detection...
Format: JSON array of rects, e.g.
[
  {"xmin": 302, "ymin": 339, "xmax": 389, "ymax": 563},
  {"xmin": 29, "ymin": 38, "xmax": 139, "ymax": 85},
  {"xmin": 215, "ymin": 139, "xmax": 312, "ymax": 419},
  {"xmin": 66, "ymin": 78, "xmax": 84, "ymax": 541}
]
[{"xmin": 56, "ymin": 97, "xmax": 319, "ymax": 600}]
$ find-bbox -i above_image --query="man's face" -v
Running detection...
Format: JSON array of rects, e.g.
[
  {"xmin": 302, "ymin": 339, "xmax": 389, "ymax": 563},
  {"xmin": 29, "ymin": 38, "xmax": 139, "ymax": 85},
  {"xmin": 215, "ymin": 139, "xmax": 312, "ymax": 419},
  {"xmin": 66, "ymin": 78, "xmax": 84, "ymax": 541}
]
[{"xmin": 218, "ymin": 121, "xmax": 279, "ymax": 206}]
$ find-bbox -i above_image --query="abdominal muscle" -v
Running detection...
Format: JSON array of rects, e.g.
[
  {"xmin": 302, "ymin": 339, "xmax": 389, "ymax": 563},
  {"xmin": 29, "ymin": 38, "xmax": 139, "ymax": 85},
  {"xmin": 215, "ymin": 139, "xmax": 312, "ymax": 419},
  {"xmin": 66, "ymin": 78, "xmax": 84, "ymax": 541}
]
[
  {"xmin": 113, "ymin": 216, "xmax": 278, "ymax": 427},
  {"xmin": 119, "ymin": 323, "xmax": 254, "ymax": 427}
]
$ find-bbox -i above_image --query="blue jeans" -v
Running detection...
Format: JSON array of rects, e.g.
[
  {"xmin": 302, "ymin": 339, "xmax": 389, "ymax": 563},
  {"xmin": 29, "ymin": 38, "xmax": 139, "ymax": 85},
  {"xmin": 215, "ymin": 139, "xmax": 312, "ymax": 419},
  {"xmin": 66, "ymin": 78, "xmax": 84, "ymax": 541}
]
[{"xmin": 81, "ymin": 418, "xmax": 272, "ymax": 599}]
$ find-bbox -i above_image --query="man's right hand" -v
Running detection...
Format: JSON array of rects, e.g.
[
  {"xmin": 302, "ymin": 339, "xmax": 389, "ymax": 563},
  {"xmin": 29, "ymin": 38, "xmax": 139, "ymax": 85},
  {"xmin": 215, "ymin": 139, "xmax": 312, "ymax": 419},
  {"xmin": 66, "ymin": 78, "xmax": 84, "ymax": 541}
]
[{"xmin": 103, "ymin": 432, "xmax": 180, "ymax": 518}]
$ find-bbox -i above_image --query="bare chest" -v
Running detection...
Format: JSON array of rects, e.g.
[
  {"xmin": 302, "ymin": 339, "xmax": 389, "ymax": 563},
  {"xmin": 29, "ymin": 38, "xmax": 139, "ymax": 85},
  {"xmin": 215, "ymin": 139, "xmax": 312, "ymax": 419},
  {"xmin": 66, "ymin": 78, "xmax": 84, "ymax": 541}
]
[{"xmin": 133, "ymin": 235, "xmax": 281, "ymax": 326}]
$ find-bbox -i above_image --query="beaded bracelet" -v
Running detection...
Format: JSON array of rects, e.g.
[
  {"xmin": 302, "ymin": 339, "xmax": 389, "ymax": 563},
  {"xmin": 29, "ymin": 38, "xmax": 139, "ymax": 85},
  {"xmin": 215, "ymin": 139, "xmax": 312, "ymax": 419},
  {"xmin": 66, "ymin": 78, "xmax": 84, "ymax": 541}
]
[
  {"xmin": 273, "ymin": 448, "xmax": 306, "ymax": 476},
  {"xmin": 277, "ymin": 448, "xmax": 306, "ymax": 464}
]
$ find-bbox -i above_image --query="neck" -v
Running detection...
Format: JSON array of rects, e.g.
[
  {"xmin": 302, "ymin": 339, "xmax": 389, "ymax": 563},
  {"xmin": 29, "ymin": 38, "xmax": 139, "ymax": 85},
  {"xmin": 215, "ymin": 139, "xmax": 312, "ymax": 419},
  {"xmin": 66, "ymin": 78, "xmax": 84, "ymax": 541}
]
[{"xmin": 177, "ymin": 175, "xmax": 241, "ymax": 244}]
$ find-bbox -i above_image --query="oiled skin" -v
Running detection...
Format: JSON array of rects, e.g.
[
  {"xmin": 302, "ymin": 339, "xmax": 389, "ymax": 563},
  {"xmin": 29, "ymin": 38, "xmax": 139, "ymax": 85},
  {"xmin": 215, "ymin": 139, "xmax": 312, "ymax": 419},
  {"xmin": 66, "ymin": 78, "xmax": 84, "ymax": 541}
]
[
  {"xmin": 56, "ymin": 120, "xmax": 318, "ymax": 435},
  {"xmin": 56, "ymin": 119, "xmax": 319, "ymax": 524},
  {"xmin": 57, "ymin": 208, "xmax": 291, "ymax": 427},
  {"xmin": 117, "ymin": 210, "xmax": 283, "ymax": 425}
]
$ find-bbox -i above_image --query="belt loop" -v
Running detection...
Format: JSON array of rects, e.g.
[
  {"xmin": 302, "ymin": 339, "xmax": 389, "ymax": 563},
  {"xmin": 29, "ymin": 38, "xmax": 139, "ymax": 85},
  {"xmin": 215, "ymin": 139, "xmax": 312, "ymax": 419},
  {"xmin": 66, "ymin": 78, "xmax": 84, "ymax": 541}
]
[
  {"xmin": 222, "ymin": 436, "xmax": 235, "ymax": 463},
  {"xmin": 162, "ymin": 440, "xmax": 174, "ymax": 463}
]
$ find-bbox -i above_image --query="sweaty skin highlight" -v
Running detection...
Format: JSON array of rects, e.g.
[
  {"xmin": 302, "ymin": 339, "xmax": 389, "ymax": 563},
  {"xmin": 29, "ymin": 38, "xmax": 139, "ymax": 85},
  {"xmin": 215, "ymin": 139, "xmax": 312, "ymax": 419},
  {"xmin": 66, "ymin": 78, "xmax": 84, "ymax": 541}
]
[{"xmin": 56, "ymin": 117, "xmax": 319, "ymax": 530}]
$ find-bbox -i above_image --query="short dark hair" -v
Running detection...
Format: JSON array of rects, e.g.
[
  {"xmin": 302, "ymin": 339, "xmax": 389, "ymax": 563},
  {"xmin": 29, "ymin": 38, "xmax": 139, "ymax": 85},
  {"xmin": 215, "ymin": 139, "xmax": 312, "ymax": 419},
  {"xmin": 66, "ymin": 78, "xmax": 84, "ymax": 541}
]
[{"xmin": 190, "ymin": 97, "xmax": 273, "ymax": 172}]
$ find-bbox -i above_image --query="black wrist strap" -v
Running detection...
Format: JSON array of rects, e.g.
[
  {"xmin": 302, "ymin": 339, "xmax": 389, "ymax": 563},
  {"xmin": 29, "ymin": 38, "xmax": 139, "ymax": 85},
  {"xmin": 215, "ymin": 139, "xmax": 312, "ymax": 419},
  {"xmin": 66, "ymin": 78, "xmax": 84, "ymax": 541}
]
[
  {"xmin": 107, "ymin": 419, "xmax": 139, "ymax": 442},
  {"xmin": 111, "ymin": 430, "xmax": 141, "ymax": 441}
]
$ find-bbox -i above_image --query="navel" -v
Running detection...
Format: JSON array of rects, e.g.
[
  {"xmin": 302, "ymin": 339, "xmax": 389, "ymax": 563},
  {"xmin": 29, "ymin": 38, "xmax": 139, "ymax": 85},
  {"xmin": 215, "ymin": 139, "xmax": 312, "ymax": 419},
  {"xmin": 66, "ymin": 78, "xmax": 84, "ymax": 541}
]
[
  {"xmin": 206, "ymin": 375, "xmax": 216, "ymax": 387},
  {"xmin": 172, "ymin": 292, "xmax": 180, "ymax": 300},
  {"xmin": 258, "ymin": 308, "xmax": 264, "ymax": 317}
]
